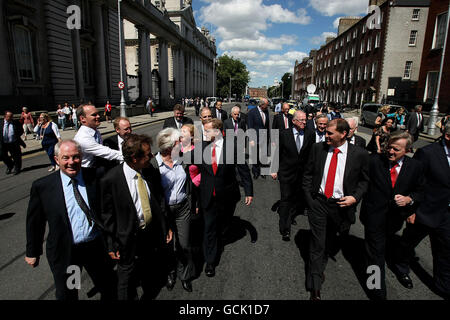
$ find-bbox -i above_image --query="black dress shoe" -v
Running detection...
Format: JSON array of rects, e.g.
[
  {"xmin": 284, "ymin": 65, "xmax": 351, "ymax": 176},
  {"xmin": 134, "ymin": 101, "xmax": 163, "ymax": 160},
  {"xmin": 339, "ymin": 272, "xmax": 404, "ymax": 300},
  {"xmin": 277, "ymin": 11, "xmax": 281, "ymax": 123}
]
[
  {"xmin": 205, "ymin": 264, "xmax": 215, "ymax": 277},
  {"xmin": 181, "ymin": 280, "xmax": 193, "ymax": 292},
  {"xmin": 13, "ymin": 169, "xmax": 20, "ymax": 175},
  {"xmin": 397, "ymin": 273, "xmax": 413, "ymax": 289},
  {"xmin": 282, "ymin": 232, "xmax": 290, "ymax": 242},
  {"xmin": 253, "ymin": 173, "xmax": 259, "ymax": 180},
  {"xmin": 310, "ymin": 290, "xmax": 321, "ymax": 300},
  {"xmin": 291, "ymin": 219, "xmax": 297, "ymax": 226},
  {"xmin": 166, "ymin": 273, "xmax": 176, "ymax": 291},
  {"xmin": 5, "ymin": 168, "xmax": 12, "ymax": 174}
]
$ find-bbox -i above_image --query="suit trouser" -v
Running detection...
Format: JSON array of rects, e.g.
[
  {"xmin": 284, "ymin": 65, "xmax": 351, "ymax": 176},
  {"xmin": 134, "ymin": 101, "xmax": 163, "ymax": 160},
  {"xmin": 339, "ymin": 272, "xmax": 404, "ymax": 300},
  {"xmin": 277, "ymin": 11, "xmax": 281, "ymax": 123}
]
[
  {"xmin": 279, "ymin": 181, "xmax": 304, "ymax": 235},
  {"xmin": 203, "ymin": 197, "xmax": 236, "ymax": 265},
  {"xmin": 364, "ymin": 214, "xmax": 404, "ymax": 300},
  {"xmin": 1, "ymin": 142, "xmax": 22, "ymax": 171},
  {"xmin": 395, "ymin": 214, "xmax": 450, "ymax": 296},
  {"xmin": 307, "ymin": 196, "xmax": 346, "ymax": 292},
  {"xmin": 167, "ymin": 198, "xmax": 195, "ymax": 281},
  {"xmin": 52, "ymin": 237, "xmax": 116, "ymax": 300},
  {"xmin": 117, "ymin": 224, "xmax": 163, "ymax": 300}
]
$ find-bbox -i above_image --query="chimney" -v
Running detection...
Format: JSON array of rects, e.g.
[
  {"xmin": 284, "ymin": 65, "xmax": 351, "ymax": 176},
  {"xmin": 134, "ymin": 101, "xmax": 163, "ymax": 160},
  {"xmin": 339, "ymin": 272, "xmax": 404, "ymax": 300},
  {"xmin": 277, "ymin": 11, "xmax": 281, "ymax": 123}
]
[{"xmin": 337, "ymin": 17, "xmax": 361, "ymax": 36}]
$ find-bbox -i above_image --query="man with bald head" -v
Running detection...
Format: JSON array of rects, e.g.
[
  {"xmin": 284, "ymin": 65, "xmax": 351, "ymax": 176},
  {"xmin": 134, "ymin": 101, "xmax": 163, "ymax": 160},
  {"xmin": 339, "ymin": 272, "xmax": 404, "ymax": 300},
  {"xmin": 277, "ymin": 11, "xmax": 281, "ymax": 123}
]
[
  {"xmin": 271, "ymin": 110, "xmax": 314, "ymax": 241},
  {"xmin": 272, "ymin": 103, "xmax": 293, "ymax": 130},
  {"xmin": 223, "ymin": 106, "xmax": 246, "ymax": 133},
  {"xmin": 346, "ymin": 117, "xmax": 366, "ymax": 149},
  {"xmin": 247, "ymin": 97, "xmax": 271, "ymax": 179}
]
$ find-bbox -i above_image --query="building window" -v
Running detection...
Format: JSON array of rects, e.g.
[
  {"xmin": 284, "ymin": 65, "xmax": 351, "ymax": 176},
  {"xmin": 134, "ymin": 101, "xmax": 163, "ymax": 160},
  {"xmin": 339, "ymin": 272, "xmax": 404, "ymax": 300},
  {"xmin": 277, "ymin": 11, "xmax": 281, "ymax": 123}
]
[
  {"xmin": 334, "ymin": 56, "xmax": 337, "ymax": 65},
  {"xmin": 367, "ymin": 37, "xmax": 372, "ymax": 51},
  {"xmin": 343, "ymin": 70, "xmax": 346, "ymax": 84},
  {"xmin": 335, "ymin": 42, "xmax": 339, "ymax": 50},
  {"xmin": 349, "ymin": 68, "xmax": 353, "ymax": 83},
  {"xmin": 364, "ymin": 64, "xmax": 368, "ymax": 80},
  {"xmin": 360, "ymin": 40, "xmax": 365, "ymax": 54},
  {"xmin": 351, "ymin": 45, "xmax": 355, "ymax": 57},
  {"xmin": 328, "ymin": 59, "xmax": 331, "ymax": 67},
  {"xmin": 362, "ymin": 24, "xmax": 366, "ymax": 34},
  {"xmin": 337, "ymin": 71, "xmax": 340, "ymax": 84},
  {"xmin": 375, "ymin": 33, "xmax": 380, "ymax": 48},
  {"xmin": 372, "ymin": 61, "xmax": 377, "ymax": 79},
  {"xmin": 339, "ymin": 54, "xmax": 342, "ymax": 64},
  {"xmin": 424, "ymin": 71, "xmax": 439, "ymax": 100},
  {"xmin": 409, "ymin": 30, "xmax": 418, "ymax": 46},
  {"xmin": 403, "ymin": 61, "xmax": 412, "ymax": 79},
  {"xmin": 412, "ymin": 9, "xmax": 420, "ymax": 21},
  {"xmin": 357, "ymin": 66, "xmax": 361, "ymax": 81},
  {"xmin": 12, "ymin": 25, "xmax": 35, "ymax": 82},
  {"xmin": 353, "ymin": 29, "xmax": 357, "ymax": 39},
  {"xmin": 347, "ymin": 34, "xmax": 350, "ymax": 42},
  {"xmin": 433, "ymin": 13, "xmax": 448, "ymax": 49},
  {"xmin": 340, "ymin": 39, "xmax": 344, "ymax": 47},
  {"xmin": 345, "ymin": 49, "xmax": 348, "ymax": 60}
]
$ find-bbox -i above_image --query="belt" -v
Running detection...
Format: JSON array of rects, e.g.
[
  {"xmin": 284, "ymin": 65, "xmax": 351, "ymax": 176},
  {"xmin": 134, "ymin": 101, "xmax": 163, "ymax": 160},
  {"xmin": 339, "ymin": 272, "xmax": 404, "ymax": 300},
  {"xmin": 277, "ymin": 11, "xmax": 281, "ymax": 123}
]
[
  {"xmin": 314, "ymin": 193, "xmax": 340, "ymax": 204},
  {"xmin": 168, "ymin": 197, "xmax": 188, "ymax": 209}
]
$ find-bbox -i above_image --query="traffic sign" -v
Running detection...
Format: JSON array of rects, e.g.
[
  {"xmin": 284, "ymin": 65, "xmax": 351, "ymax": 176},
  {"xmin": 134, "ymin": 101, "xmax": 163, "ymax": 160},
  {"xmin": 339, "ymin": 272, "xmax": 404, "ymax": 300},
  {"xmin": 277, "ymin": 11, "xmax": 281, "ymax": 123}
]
[{"xmin": 118, "ymin": 81, "xmax": 125, "ymax": 90}]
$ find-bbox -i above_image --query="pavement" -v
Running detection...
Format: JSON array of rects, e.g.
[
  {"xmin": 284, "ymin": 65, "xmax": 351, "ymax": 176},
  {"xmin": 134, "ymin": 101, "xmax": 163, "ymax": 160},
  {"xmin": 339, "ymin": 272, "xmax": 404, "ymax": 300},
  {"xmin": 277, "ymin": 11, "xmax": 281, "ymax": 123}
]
[{"xmin": 18, "ymin": 108, "xmax": 178, "ymax": 157}]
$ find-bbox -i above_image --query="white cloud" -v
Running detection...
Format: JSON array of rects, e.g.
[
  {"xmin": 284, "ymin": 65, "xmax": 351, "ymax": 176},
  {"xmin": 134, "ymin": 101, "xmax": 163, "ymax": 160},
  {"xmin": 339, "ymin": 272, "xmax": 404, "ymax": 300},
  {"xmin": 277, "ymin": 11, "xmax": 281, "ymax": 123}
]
[
  {"xmin": 219, "ymin": 35, "xmax": 297, "ymax": 51},
  {"xmin": 200, "ymin": 0, "xmax": 311, "ymax": 41},
  {"xmin": 310, "ymin": 32, "xmax": 337, "ymax": 45},
  {"xmin": 333, "ymin": 16, "xmax": 343, "ymax": 29},
  {"xmin": 222, "ymin": 51, "xmax": 265, "ymax": 60},
  {"xmin": 309, "ymin": 0, "xmax": 367, "ymax": 17}
]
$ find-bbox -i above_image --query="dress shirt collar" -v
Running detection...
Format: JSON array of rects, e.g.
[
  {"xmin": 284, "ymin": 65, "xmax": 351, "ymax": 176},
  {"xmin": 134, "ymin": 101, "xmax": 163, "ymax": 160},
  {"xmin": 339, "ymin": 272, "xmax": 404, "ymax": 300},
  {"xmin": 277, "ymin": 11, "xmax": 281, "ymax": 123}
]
[
  {"xmin": 329, "ymin": 140, "xmax": 348, "ymax": 154},
  {"xmin": 212, "ymin": 137, "xmax": 224, "ymax": 148},
  {"xmin": 123, "ymin": 162, "xmax": 140, "ymax": 180},
  {"xmin": 60, "ymin": 170, "xmax": 84, "ymax": 187},
  {"xmin": 390, "ymin": 156, "xmax": 404, "ymax": 169},
  {"xmin": 118, "ymin": 134, "xmax": 124, "ymax": 147},
  {"xmin": 155, "ymin": 152, "xmax": 181, "ymax": 168},
  {"xmin": 293, "ymin": 127, "xmax": 304, "ymax": 136},
  {"xmin": 79, "ymin": 125, "xmax": 97, "ymax": 137}
]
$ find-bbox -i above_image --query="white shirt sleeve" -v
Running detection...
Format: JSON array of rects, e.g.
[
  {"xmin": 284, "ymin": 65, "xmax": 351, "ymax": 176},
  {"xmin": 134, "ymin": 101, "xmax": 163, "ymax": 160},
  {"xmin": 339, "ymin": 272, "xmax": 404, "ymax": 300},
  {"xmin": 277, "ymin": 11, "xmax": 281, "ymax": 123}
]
[{"xmin": 51, "ymin": 122, "xmax": 61, "ymax": 139}]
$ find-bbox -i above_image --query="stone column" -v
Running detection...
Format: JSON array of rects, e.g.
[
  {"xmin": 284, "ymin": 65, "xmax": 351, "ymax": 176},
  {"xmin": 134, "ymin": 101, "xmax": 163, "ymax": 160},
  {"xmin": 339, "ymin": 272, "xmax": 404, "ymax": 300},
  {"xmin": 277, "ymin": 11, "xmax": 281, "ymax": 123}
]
[
  {"xmin": 72, "ymin": 29, "xmax": 85, "ymax": 102},
  {"xmin": 137, "ymin": 26, "xmax": 152, "ymax": 100},
  {"xmin": 159, "ymin": 38, "xmax": 169, "ymax": 109},
  {"xmin": 91, "ymin": 0, "xmax": 108, "ymax": 102},
  {"xmin": 179, "ymin": 49, "xmax": 185, "ymax": 98},
  {"xmin": 0, "ymin": 3, "xmax": 13, "ymax": 96}
]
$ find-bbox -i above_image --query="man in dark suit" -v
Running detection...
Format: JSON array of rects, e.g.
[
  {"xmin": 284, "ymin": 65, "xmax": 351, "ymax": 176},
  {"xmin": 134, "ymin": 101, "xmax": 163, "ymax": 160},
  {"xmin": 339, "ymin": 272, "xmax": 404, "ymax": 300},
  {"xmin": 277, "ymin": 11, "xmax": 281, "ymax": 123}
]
[
  {"xmin": 406, "ymin": 105, "xmax": 424, "ymax": 142},
  {"xmin": 247, "ymin": 98, "xmax": 270, "ymax": 179},
  {"xmin": 163, "ymin": 104, "xmax": 193, "ymax": 129},
  {"xmin": 394, "ymin": 123, "xmax": 450, "ymax": 299},
  {"xmin": 101, "ymin": 117, "xmax": 132, "ymax": 171},
  {"xmin": 1, "ymin": 110, "xmax": 26, "ymax": 175},
  {"xmin": 272, "ymin": 103, "xmax": 293, "ymax": 130},
  {"xmin": 271, "ymin": 111, "xmax": 314, "ymax": 241},
  {"xmin": 360, "ymin": 131, "xmax": 424, "ymax": 300},
  {"xmin": 347, "ymin": 117, "xmax": 367, "ymax": 149},
  {"xmin": 310, "ymin": 113, "xmax": 328, "ymax": 143},
  {"xmin": 223, "ymin": 106, "xmax": 246, "ymax": 133},
  {"xmin": 99, "ymin": 134, "xmax": 172, "ymax": 300},
  {"xmin": 196, "ymin": 119, "xmax": 253, "ymax": 277},
  {"xmin": 25, "ymin": 140, "xmax": 116, "ymax": 300},
  {"xmin": 302, "ymin": 118, "xmax": 369, "ymax": 300},
  {"xmin": 234, "ymin": 103, "xmax": 247, "ymax": 125},
  {"xmin": 211, "ymin": 100, "xmax": 228, "ymax": 121}
]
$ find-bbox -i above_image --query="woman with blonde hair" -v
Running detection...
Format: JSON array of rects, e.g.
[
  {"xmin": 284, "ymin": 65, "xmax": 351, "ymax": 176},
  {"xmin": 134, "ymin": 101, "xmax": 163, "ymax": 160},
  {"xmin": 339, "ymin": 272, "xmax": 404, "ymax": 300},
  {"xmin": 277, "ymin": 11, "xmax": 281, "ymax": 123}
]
[
  {"xmin": 34, "ymin": 113, "xmax": 61, "ymax": 171},
  {"xmin": 375, "ymin": 105, "xmax": 391, "ymax": 128}
]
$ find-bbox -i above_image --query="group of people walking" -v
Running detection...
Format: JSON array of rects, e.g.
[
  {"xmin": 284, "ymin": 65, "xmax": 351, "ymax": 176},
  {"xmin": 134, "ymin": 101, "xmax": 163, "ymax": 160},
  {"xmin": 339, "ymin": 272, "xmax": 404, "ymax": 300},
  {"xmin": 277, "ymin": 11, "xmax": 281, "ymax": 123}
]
[{"xmin": 15, "ymin": 99, "xmax": 450, "ymax": 301}]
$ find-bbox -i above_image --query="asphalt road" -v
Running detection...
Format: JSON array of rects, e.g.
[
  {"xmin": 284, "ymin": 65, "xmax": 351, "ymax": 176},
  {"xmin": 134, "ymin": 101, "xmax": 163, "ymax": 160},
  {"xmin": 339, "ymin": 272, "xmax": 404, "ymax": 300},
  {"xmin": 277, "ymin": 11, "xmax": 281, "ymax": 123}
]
[{"xmin": 0, "ymin": 103, "xmax": 442, "ymax": 300}]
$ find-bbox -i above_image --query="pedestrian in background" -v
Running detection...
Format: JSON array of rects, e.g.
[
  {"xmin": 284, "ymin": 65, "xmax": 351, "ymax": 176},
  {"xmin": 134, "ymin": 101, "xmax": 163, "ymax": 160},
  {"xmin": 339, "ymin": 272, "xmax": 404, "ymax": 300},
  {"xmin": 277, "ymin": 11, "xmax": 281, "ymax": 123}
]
[
  {"xmin": 145, "ymin": 97, "xmax": 154, "ymax": 117},
  {"xmin": 72, "ymin": 104, "xmax": 78, "ymax": 130},
  {"xmin": 104, "ymin": 100, "xmax": 112, "ymax": 123},
  {"xmin": 20, "ymin": 107, "xmax": 34, "ymax": 141},
  {"xmin": 1, "ymin": 110, "xmax": 25, "ymax": 175},
  {"xmin": 57, "ymin": 105, "xmax": 65, "ymax": 130},
  {"xmin": 35, "ymin": 113, "xmax": 61, "ymax": 172}
]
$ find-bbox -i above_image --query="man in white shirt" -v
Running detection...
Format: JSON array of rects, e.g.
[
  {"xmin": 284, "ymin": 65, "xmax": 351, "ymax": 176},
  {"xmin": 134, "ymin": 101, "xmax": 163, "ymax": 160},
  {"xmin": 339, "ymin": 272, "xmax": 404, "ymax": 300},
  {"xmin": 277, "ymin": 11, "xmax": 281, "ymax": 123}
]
[{"xmin": 74, "ymin": 104, "xmax": 123, "ymax": 177}]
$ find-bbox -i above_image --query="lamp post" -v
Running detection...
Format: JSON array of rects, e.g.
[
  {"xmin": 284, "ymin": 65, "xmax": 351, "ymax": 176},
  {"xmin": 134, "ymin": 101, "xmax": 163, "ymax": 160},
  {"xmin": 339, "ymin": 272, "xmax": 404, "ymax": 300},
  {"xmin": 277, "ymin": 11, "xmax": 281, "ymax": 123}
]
[
  {"xmin": 428, "ymin": 2, "xmax": 450, "ymax": 135},
  {"xmin": 118, "ymin": 0, "xmax": 126, "ymax": 117}
]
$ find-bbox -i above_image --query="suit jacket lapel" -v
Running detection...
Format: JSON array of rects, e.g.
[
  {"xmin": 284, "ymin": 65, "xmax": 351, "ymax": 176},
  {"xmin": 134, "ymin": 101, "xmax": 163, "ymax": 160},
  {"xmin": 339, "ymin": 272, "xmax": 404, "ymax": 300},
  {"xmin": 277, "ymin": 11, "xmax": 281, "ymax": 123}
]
[
  {"xmin": 343, "ymin": 143, "xmax": 355, "ymax": 183},
  {"xmin": 52, "ymin": 172, "xmax": 72, "ymax": 233},
  {"xmin": 318, "ymin": 143, "xmax": 329, "ymax": 178},
  {"xmin": 118, "ymin": 164, "xmax": 138, "ymax": 217}
]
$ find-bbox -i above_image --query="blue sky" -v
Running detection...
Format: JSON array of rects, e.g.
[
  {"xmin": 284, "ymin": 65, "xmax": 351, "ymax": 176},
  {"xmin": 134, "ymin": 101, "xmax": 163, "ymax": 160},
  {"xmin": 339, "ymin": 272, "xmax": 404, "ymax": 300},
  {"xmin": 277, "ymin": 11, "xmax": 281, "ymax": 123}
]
[{"xmin": 192, "ymin": 0, "xmax": 370, "ymax": 88}]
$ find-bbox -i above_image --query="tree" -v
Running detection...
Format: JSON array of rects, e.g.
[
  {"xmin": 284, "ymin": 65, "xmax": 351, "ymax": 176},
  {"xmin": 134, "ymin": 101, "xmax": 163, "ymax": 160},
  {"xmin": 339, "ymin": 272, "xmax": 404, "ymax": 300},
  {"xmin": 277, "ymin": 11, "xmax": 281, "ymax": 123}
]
[
  {"xmin": 267, "ymin": 85, "xmax": 280, "ymax": 98},
  {"xmin": 216, "ymin": 55, "xmax": 250, "ymax": 100}
]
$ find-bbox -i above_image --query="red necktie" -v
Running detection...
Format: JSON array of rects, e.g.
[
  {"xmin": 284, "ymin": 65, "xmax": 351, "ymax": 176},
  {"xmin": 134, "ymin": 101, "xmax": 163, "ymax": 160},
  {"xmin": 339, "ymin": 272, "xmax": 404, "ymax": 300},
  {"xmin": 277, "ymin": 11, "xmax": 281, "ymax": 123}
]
[
  {"xmin": 324, "ymin": 148, "xmax": 340, "ymax": 198},
  {"xmin": 212, "ymin": 143, "xmax": 217, "ymax": 196},
  {"xmin": 284, "ymin": 116, "xmax": 288, "ymax": 129},
  {"xmin": 390, "ymin": 163, "xmax": 399, "ymax": 188}
]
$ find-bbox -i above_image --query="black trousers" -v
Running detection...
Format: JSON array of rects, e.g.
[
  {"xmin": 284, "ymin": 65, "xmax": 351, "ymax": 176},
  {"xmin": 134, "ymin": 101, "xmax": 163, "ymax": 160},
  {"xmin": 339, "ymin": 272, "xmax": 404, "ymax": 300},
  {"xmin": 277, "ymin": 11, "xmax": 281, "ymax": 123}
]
[
  {"xmin": 278, "ymin": 180, "xmax": 305, "ymax": 235},
  {"xmin": 307, "ymin": 196, "xmax": 348, "ymax": 292},
  {"xmin": 117, "ymin": 224, "xmax": 164, "ymax": 300},
  {"xmin": 364, "ymin": 213, "xmax": 404, "ymax": 300},
  {"xmin": 52, "ymin": 237, "xmax": 116, "ymax": 300},
  {"xmin": 1, "ymin": 142, "xmax": 22, "ymax": 171},
  {"xmin": 395, "ymin": 214, "xmax": 450, "ymax": 296},
  {"xmin": 202, "ymin": 197, "xmax": 237, "ymax": 265}
]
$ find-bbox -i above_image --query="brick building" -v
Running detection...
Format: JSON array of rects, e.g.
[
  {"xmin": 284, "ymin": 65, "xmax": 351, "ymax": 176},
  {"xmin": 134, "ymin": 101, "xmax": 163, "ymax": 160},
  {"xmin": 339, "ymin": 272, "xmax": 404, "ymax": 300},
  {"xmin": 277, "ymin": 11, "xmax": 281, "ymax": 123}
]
[
  {"xmin": 248, "ymin": 87, "xmax": 268, "ymax": 98},
  {"xmin": 294, "ymin": 0, "xmax": 430, "ymax": 109},
  {"xmin": 293, "ymin": 50, "xmax": 316, "ymax": 100},
  {"xmin": 416, "ymin": 0, "xmax": 450, "ymax": 114}
]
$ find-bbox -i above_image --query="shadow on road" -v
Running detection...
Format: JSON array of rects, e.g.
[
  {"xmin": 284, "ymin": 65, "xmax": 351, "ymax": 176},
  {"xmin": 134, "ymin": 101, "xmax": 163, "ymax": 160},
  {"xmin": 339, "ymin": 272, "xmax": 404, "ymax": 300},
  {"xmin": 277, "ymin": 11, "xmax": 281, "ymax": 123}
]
[
  {"xmin": 0, "ymin": 212, "xmax": 15, "ymax": 221},
  {"xmin": 21, "ymin": 164, "xmax": 52, "ymax": 173}
]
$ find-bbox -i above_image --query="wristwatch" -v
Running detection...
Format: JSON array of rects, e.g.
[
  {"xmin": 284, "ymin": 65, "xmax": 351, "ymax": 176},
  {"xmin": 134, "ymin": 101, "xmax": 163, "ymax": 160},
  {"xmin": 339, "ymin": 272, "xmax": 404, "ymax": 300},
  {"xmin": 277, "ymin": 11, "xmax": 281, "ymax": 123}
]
[{"xmin": 409, "ymin": 198, "xmax": 414, "ymax": 206}]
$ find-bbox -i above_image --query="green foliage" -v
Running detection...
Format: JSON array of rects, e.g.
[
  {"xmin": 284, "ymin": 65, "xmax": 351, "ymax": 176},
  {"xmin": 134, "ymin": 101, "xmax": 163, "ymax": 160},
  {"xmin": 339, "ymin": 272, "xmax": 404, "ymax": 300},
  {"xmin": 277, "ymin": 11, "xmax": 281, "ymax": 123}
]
[{"xmin": 216, "ymin": 55, "xmax": 250, "ymax": 99}]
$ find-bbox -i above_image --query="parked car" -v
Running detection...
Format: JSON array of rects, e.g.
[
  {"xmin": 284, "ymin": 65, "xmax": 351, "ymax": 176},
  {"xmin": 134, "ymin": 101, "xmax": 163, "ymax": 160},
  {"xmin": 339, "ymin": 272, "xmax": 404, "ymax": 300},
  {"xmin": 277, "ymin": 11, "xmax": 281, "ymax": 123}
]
[
  {"xmin": 360, "ymin": 103, "xmax": 407, "ymax": 127},
  {"xmin": 247, "ymin": 98, "xmax": 258, "ymax": 111}
]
